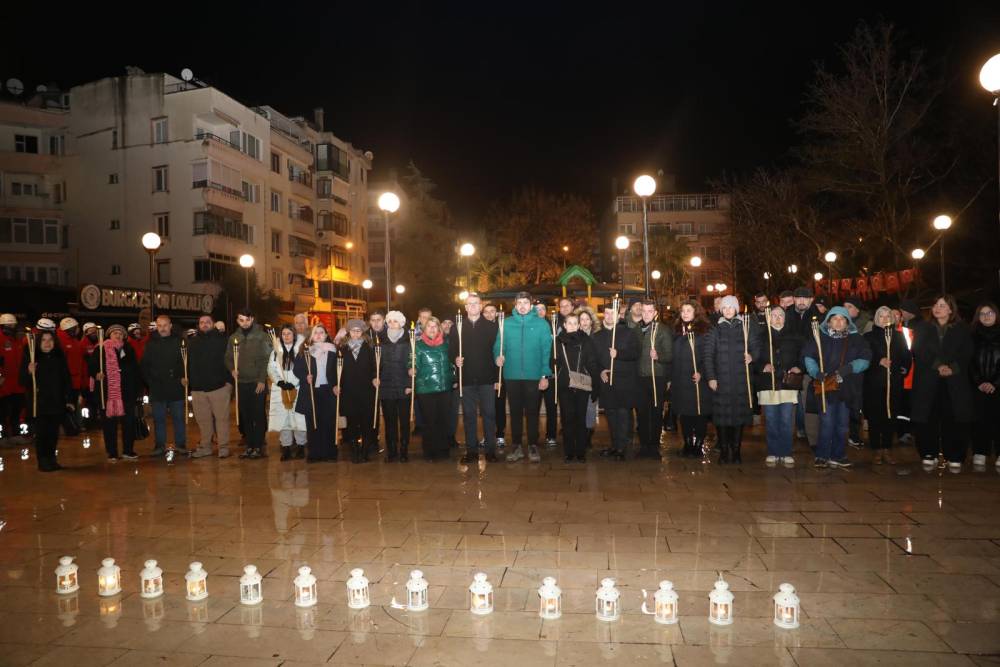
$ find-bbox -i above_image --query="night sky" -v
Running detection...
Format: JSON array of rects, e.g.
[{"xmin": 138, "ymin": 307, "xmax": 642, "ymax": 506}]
[{"xmin": 5, "ymin": 2, "xmax": 1000, "ymax": 226}]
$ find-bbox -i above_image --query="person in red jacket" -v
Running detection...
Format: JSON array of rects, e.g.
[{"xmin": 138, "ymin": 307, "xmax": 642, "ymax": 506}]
[
  {"xmin": 127, "ymin": 323, "xmax": 149, "ymax": 362},
  {"xmin": 79, "ymin": 322, "xmax": 100, "ymax": 427},
  {"xmin": 57, "ymin": 318, "xmax": 86, "ymax": 407},
  {"xmin": 0, "ymin": 313, "xmax": 27, "ymax": 442}
]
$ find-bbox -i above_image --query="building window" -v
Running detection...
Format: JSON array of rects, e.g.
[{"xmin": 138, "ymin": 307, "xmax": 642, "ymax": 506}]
[
  {"xmin": 111, "ymin": 129, "xmax": 118, "ymax": 149},
  {"xmin": 242, "ymin": 180, "xmax": 260, "ymax": 203},
  {"xmin": 15, "ymin": 135, "xmax": 39, "ymax": 154},
  {"xmin": 153, "ymin": 165, "xmax": 169, "ymax": 192},
  {"xmin": 156, "ymin": 213, "xmax": 170, "ymax": 238},
  {"xmin": 270, "ymin": 152, "xmax": 281, "ymax": 173},
  {"xmin": 333, "ymin": 247, "xmax": 349, "ymax": 270},
  {"xmin": 152, "ymin": 117, "xmax": 168, "ymax": 144},
  {"xmin": 231, "ymin": 132, "xmax": 261, "ymax": 160},
  {"xmin": 271, "ymin": 230, "xmax": 281, "ymax": 253},
  {"xmin": 109, "ymin": 173, "xmax": 119, "ymax": 184},
  {"xmin": 48, "ymin": 135, "xmax": 65, "ymax": 156},
  {"xmin": 706, "ymin": 246, "xmax": 722, "ymax": 261},
  {"xmin": 111, "ymin": 264, "xmax": 121, "ymax": 275},
  {"xmin": 620, "ymin": 224, "xmax": 634, "ymax": 235},
  {"xmin": 193, "ymin": 211, "xmax": 253, "ymax": 244},
  {"xmin": 288, "ymin": 200, "xmax": 299, "ymax": 220},
  {"xmin": 270, "ymin": 191, "xmax": 282, "ymax": 213},
  {"xmin": 271, "ymin": 269, "xmax": 282, "ymax": 290},
  {"xmin": 317, "ymin": 178, "xmax": 332, "ymax": 198},
  {"xmin": 109, "ymin": 219, "xmax": 120, "ymax": 230},
  {"xmin": 673, "ymin": 222, "xmax": 693, "ymax": 235},
  {"xmin": 53, "ymin": 183, "xmax": 64, "ymax": 203},
  {"xmin": 287, "ymin": 236, "xmax": 317, "ymax": 258},
  {"xmin": 156, "ymin": 259, "xmax": 171, "ymax": 284}
]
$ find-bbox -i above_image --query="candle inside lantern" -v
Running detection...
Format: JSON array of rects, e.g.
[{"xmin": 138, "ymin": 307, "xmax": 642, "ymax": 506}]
[
  {"xmin": 406, "ymin": 570, "xmax": 429, "ymax": 611},
  {"xmin": 55, "ymin": 556, "xmax": 79, "ymax": 595},
  {"xmin": 772, "ymin": 582, "xmax": 800, "ymax": 629},
  {"xmin": 139, "ymin": 559, "xmax": 164, "ymax": 599},
  {"xmin": 469, "ymin": 572, "xmax": 494, "ymax": 615},
  {"xmin": 708, "ymin": 575, "xmax": 734, "ymax": 626},
  {"xmin": 294, "ymin": 565, "xmax": 318, "ymax": 608},
  {"xmin": 185, "ymin": 562, "xmax": 208, "ymax": 601},
  {"xmin": 97, "ymin": 558, "xmax": 121, "ymax": 597},
  {"xmin": 538, "ymin": 576, "xmax": 562, "ymax": 620},
  {"xmin": 346, "ymin": 568, "xmax": 370, "ymax": 609}
]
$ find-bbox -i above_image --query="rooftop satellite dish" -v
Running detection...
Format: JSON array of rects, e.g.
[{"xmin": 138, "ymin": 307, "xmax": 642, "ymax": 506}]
[
  {"xmin": 6, "ymin": 78, "xmax": 24, "ymax": 96},
  {"xmin": 181, "ymin": 68, "xmax": 194, "ymax": 82},
  {"xmin": 36, "ymin": 84, "xmax": 48, "ymax": 93}
]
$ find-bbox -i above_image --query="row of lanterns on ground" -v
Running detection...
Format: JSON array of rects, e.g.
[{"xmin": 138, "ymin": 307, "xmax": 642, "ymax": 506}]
[{"xmin": 56, "ymin": 557, "xmax": 800, "ymax": 629}]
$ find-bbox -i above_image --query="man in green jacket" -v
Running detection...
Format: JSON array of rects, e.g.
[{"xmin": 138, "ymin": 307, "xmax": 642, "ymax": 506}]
[
  {"xmin": 494, "ymin": 292, "xmax": 552, "ymax": 463},
  {"xmin": 224, "ymin": 309, "xmax": 272, "ymax": 459},
  {"xmin": 636, "ymin": 299, "xmax": 673, "ymax": 459}
]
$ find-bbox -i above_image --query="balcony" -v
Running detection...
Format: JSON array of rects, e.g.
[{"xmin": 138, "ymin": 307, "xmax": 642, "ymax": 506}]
[
  {"xmin": 615, "ymin": 194, "xmax": 727, "ymax": 214},
  {"xmin": 195, "ymin": 130, "xmax": 239, "ymax": 151},
  {"xmin": 193, "ymin": 211, "xmax": 252, "ymax": 244},
  {"xmin": 193, "ymin": 179, "xmax": 246, "ymax": 211}
]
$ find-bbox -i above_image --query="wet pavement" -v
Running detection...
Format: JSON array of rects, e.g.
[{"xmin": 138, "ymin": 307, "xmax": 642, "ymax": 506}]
[{"xmin": 1, "ymin": 419, "xmax": 999, "ymax": 666}]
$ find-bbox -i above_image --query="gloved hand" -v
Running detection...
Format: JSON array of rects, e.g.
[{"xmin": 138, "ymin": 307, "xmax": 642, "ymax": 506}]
[
  {"xmin": 813, "ymin": 371, "xmax": 827, "ymax": 382},
  {"xmin": 277, "ymin": 381, "xmax": 295, "ymax": 390},
  {"xmin": 836, "ymin": 364, "xmax": 853, "ymax": 377}
]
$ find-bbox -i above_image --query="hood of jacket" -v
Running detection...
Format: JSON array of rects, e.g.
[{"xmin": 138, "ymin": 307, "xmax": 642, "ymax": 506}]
[{"xmin": 820, "ymin": 306, "xmax": 858, "ymax": 335}]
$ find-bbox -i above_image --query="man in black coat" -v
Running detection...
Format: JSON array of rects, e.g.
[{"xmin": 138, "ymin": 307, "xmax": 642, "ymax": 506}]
[
  {"xmin": 188, "ymin": 314, "xmax": 232, "ymax": 458},
  {"xmin": 453, "ymin": 293, "xmax": 500, "ymax": 463},
  {"xmin": 591, "ymin": 304, "xmax": 640, "ymax": 460},
  {"xmin": 140, "ymin": 315, "xmax": 187, "ymax": 456},
  {"xmin": 785, "ymin": 287, "xmax": 820, "ymax": 437}
]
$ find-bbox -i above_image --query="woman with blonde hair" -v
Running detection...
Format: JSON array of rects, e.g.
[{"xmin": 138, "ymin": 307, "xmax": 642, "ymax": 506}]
[
  {"xmin": 862, "ymin": 305, "xmax": 910, "ymax": 464},
  {"xmin": 575, "ymin": 306, "xmax": 601, "ymax": 335}
]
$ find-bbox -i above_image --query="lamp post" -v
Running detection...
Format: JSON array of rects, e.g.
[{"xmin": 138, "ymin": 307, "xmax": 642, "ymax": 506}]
[
  {"xmin": 362, "ymin": 279, "xmax": 373, "ymax": 312},
  {"xmin": 813, "ymin": 271, "xmax": 823, "ymax": 293},
  {"xmin": 395, "ymin": 284, "xmax": 405, "ymax": 295},
  {"xmin": 141, "ymin": 233, "xmax": 162, "ymax": 319},
  {"xmin": 979, "ymin": 53, "xmax": 1000, "ymax": 287},
  {"xmin": 689, "ymin": 255, "xmax": 702, "ymax": 305},
  {"xmin": 651, "ymin": 269, "xmax": 661, "ymax": 304},
  {"xmin": 933, "ymin": 214, "xmax": 953, "ymax": 292},
  {"xmin": 763, "ymin": 271, "xmax": 771, "ymax": 295},
  {"xmin": 615, "ymin": 235, "xmax": 630, "ymax": 298},
  {"xmin": 562, "ymin": 245, "xmax": 569, "ymax": 270},
  {"xmin": 823, "ymin": 251, "xmax": 837, "ymax": 296},
  {"xmin": 460, "ymin": 242, "xmax": 475, "ymax": 293},
  {"xmin": 633, "ymin": 175, "xmax": 656, "ymax": 298},
  {"xmin": 239, "ymin": 254, "xmax": 254, "ymax": 309},
  {"xmin": 378, "ymin": 192, "xmax": 401, "ymax": 308}
]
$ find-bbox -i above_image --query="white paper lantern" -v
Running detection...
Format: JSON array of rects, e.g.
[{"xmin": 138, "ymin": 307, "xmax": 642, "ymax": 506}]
[
  {"xmin": 97, "ymin": 557, "xmax": 121, "ymax": 597},
  {"xmin": 406, "ymin": 569, "xmax": 429, "ymax": 611},
  {"xmin": 240, "ymin": 564, "xmax": 263, "ymax": 605},
  {"xmin": 140, "ymin": 559, "xmax": 164, "ymax": 599},
  {"xmin": 538, "ymin": 576, "xmax": 562, "ymax": 620},
  {"xmin": 642, "ymin": 580, "xmax": 679, "ymax": 625},
  {"xmin": 346, "ymin": 568, "xmax": 370, "ymax": 609},
  {"xmin": 595, "ymin": 577, "xmax": 620, "ymax": 622},
  {"xmin": 185, "ymin": 561, "xmax": 208, "ymax": 601},
  {"xmin": 773, "ymin": 583, "xmax": 800, "ymax": 629},
  {"xmin": 294, "ymin": 565, "xmax": 318, "ymax": 607},
  {"xmin": 469, "ymin": 572, "xmax": 494, "ymax": 615},
  {"xmin": 55, "ymin": 556, "xmax": 79, "ymax": 594},
  {"xmin": 708, "ymin": 574, "xmax": 734, "ymax": 626}
]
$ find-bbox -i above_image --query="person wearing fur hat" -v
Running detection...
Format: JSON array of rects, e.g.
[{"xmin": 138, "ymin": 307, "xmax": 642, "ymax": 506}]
[
  {"xmin": 671, "ymin": 300, "xmax": 713, "ymax": 458},
  {"xmin": 910, "ymin": 295, "xmax": 974, "ymax": 472},
  {"xmin": 0, "ymin": 313, "xmax": 28, "ymax": 444},
  {"xmin": 802, "ymin": 306, "xmax": 872, "ymax": 468},
  {"xmin": 862, "ymin": 306, "xmax": 910, "ymax": 464},
  {"xmin": 704, "ymin": 295, "xmax": 764, "ymax": 464},
  {"xmin": 971, "ymin": 302, "xmax": 1000, "ymax": 468},
  {"xmin": 88, "ymin": 324, "xmax": 142, "ymax": 461},
  {"xmin": 338, "ymin": 319, "xmax": 378, "ymax": 462},
  {"xmin": 20, "ymin": 329, "xmax": 72, "ymax": 471},
  {"xmin": 293, "ymin": 323, "xmax": 339, "ymax": 461},
  {"xmin": 268, "ymin": 324, "xmax": 307, "ymax": 460},
  {"xmin": 380, "ymin": 310, "xmax": 413, "ymax": 461}
]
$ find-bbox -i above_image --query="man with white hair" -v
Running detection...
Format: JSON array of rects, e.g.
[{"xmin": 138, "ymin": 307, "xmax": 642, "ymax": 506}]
[
  {"xmin": 293, "ymin": 312, "xmax": 311, "ymax": 342},
  {"xmin": 379, "ymin": 309, "xmax": 413, "ymax": 461}
]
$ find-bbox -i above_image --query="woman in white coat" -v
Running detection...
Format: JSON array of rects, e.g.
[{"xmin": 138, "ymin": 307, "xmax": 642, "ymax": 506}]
[{"xmin": 269, "ymin": 324, "xmax": 307, "ymax": 460}]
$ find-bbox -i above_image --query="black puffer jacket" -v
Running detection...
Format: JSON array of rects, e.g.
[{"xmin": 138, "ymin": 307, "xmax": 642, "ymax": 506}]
[
  {"xmin": 591, "ymin": 322, "xmax": 640, "ymax": 409},
  {"xmin": 378, "ymin": 332, "xmax": 412, "ymax": 401},
  {"xmin": 704, "ymin": 316, "xmax": 763, "ymax": 426},
  {"xmin": 140, "ymin": 331, "xmax": 186, "ymax": 402},
  {"xmin": 862, "ymin": 325, "xmax": 911, "ymax": 422},
  {"xmin": 971, "ymin": 325, "xmax": 1000, "ymax": 387},
  {"xmin": 187, "ymin": 329, "xmax": 230, "ymax": 392},
  {"xmin": 670, "ymin": 322, "xmax": 712, "ymax": 417},
  {"xmin": 20, "ymin": 344, "xmax": 72, "ymax": 418}
]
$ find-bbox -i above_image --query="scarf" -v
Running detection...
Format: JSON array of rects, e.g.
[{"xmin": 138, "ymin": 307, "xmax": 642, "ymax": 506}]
[
  {"xmin": 421, "ymin": 330, "xmax": 444, "ymax": 347},
  {"xmin": 103, "ymin": 338, "xmax": 125, "ymax": 417},
  {"xmin": 828, "ymin": 328, "xmax": 849, "ymax": 339},
  {"xmin": 309, "ymin": 341, "xmax": 336, "ymax": 359},
  {"xmin": 387, "ymin": 328, "xmax": 405, "ymax": 343},
  {"xmin": 347, "ymin": 337, "xmax": 364, "ymax": 360}
]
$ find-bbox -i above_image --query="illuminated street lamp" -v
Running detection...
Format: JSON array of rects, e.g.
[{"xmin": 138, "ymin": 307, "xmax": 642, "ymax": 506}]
[
  {"xmin": 459, "ymin": 243, "xmax": 475, "ymax": 292},
  {"xmin": 814, "ymin": 272, "xmax": 823, "ymax": 281},
  {"xmin": 979, "ymin": 53, "xmax": 1000, "ymax": 287},
  {"xmin": 615, "ymin": 235, "xmax": 630, "ymax": 297},
  {"xmin": 823, "ymin": 251, "xmax": 837, "ymax": 295},
  {"xmin": 911, "ymin": 248, "xmax": 925, "ymax": 260},
  {"xmin": 787, "ymin": 264, "xmax": 798, "ymax": 274},
  {"xmin": 378, "ymin": 191, "xmax": 401, "ymax": 307},
  {"xmin": 932, "ymin": 214, "xmax": 953, "ymax": 291},
  {"xmin": 395, "ymin": 284, "xmax": 405, "ymax": 295},
  {"xmin": 239, "ymin": 254, "xmax": 255, "ymax": 308},
  {"xmin": 361, "ymin": 279, "xmax": 373, "ymax": 311},
  {"xmin": 633, "ymin": 174, "xmax": 657, "ymax": 298},
  {"xmin": 362, "ymin": 279, "xmax": 373, "ymax": 290},
  {"xmin": 651, "ymin": 270, "xmax": 661, "ymax": 280},
  {"xmin": 141, "ymin": 233, "xmax": 162, "ymax": 319},
  {"xmin": 458, "ymin": 290, "xmax": 470, "ymax": 301}
]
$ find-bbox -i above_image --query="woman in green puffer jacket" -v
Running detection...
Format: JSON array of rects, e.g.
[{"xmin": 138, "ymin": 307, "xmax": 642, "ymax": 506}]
[{"xmin": 410, "ymin": 317, "xmax": 454, "ymax": 461}]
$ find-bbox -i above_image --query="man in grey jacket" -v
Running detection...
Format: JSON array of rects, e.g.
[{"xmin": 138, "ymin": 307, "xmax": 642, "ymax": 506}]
[{"xmin": 224, "ymin": 309, "xmax": 272, "ymax": 459}]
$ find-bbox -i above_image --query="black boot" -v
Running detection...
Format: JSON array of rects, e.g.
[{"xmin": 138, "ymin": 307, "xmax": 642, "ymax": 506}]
[
  {"xmin": 280, "ymin": 447, "xmax": 292, "ymax": 461},
  {"xmin": 386, "ymin": 442, "xmax": 398, "ymax": 462},
  {"xmin": 732, "ymin": 428, "xmax": 743, "ymax": 464},
  {"xmin": 717, "ymin": 429, "xmax": 730, "ymax": 464},
  {"xmin": 293, "ymin": 444, "xmax": 305, "ymax": 459}
]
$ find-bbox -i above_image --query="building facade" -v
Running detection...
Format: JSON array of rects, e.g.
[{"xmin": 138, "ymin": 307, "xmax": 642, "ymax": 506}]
[{"xmin": 605, "ymin": 191, "xmax": 733, "ymax": 307}]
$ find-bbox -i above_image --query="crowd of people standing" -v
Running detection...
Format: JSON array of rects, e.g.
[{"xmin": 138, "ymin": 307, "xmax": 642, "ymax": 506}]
[{"xmin": 1, "ymin": 286, "xmax": 998, "ymax": 474}]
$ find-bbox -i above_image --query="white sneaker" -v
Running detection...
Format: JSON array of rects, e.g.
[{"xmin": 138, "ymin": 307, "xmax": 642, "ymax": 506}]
[
  {"xmin": 528, "ymin": 445, "xmax": 541, "ymax": 463},
  {"xmin": 765, "ymin": 455, "xmax": 778, "ymax": 465},
  {"xmin": 782, "ymin": 456, "xmax": 795, "ymax": 466},
  {"xmin": 544, "ymin": 438, "xmax": 558, "ymax": 448},
  {"xmin": 922, "ymin": 457, "xmax": 937, "ymax": 470},
  {"xmin": 496, "ymin": 437, "xmax": 506, "ymax": 448},
  {"xmin": 947, "ymin": 461, "xmax": 961, "ymax": 473},
  {"xmin": 973, "ymin": 454, "xmax": 986, "ymax": 467},
  {"xmin": 506, "ymin": 445, "xmax": 524, "ymax": 462}
]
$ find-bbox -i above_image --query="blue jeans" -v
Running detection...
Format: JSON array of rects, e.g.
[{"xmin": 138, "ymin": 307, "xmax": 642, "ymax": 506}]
[
  {"xmin": 151, "ymin": 399, "xmax": 187, "ymax": 449},
  {"xmin": 763, "ymin": 403, "xmax": 794, "ymax": 457},
  {"xmin": 817, "ymin": 400, "xmax": 849, "ymax": 461},
  {"xmin": 462, "ymin": 384, "xmax": 497, "ymax": 453}
]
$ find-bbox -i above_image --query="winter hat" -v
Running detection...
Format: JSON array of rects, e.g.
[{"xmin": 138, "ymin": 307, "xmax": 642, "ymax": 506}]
[
  {"xmin": 0, "ymin": 313, "xmax": 16, "ymax": 326},
  {"xmin": 106, "ymin": 324, "xmax": 127, "ymax": 338},
  {"xmin": 814, "ymin": 295, "xmax": 829, "ymax": 307},
  {"xmin": 899, "ymin": 299, "xmax": 919, "ymax": 316},
  {"xmin": 82, "ymin": 322, "xmax": 97, "ymax": 333},
  {"xmin": 36, "ymin": 318, "xmax": 56, "ymax": 332},
  {"xmin": 842, "ymin": 296, "xmax": 864, "ymax": 309},
  {"xmin": 820, "ymin": 306, "xmax": 858, "ymax": 334},
  {"xmin": 346, "ymin": 319, "xmax": 366, "ymax": 332},
  {"xmin": 59, "ymin": 317, "xmax": 79, "ymax": 331},
  {"xmin": 793, "ymin": 287, "xmax": 814, "ymax": 298},
  {"xmin": 127, "ymin": 323, "xmax": 141, "ymax": 333},
  {"xmin": 385, "ymin": 310, "xmax": 407, "ymax": 327},
  {"xmin": 719, "ymin": 295, "xmax": 740, "ymax": 312}
]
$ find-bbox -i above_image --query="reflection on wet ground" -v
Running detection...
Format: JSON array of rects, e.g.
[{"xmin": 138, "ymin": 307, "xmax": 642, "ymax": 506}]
[{"xmin": 1, "ymin": 417, "xmax": 1000, "ymax": 665}]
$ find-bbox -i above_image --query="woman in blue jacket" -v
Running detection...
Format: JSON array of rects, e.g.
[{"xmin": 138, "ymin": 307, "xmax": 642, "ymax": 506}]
[{"xmin": 802, "ymin": 306, "xmax": 871, "ymax": 469}]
